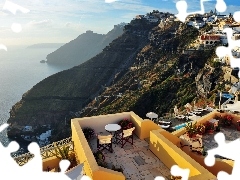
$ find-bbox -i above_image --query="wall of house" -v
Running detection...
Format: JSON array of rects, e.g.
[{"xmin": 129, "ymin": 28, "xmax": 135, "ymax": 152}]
[
  {"xmin": 42, "ymin": 156, "xmax": 61, "ymax": 171},
  {"xmin": 93, "ymin": 167, "xmax": 125, "ymax": 180},
  {"xmin": 71, "ymin": 117, "xmax": 126, "ymax": 180},
  {"xmin": 129, "ymin": 111, "xmax": 161, "ymax": 140},
  {"xmin": 71, "ymin": 120, "xmax": 98, "ymax": 178},
  {"xmin": 149, "ymin": 130, "xmax": 216, "ymax": 179},
  {"xmin": 76, "ymin": 112, "xmax": 131, "ymax": 134}
]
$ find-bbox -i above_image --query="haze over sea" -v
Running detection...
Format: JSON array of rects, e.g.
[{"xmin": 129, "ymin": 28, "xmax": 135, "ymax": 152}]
[{"xmin": 0, "ymin": 46, "xmax": 70, "ymax": 147}]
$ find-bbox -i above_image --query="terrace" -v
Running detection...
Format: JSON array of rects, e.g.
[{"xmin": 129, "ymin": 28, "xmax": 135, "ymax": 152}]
[
  {"xmin": 71, "ymin": 111, "xmax": 216, "ymax": 180},
  {"xmin": 172, "ymin": 110, "xmax": 240, "ymax": 177},
  {"xmin": 18, "ymin": 110, "xmax": 238, "ymax": 179}
]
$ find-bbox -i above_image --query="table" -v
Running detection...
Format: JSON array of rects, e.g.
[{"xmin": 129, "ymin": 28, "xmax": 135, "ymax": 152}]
[{"xmin": 105, "ymin": 124, "xmax": 121, "ymax": 143}]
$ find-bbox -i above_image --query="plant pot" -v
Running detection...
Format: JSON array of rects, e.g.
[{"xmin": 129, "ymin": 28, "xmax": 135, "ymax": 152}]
[
  {"xmin": 215, "ymin": 127, "xmax": 220, "ymax": 132},
  {"xmin": 188, "ymin": 133, "xmax": 196, "ymax": 138},
  {"xmin": 207, "ymin": 130, "xmax": 214, "ymax": 134}
]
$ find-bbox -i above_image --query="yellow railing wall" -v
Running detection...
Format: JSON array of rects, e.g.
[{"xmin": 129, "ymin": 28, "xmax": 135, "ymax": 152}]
[
  {"xmin": 71, "ymin": 119, "xmax": 98, "ymax": 179},
  {"xmin": 129, "ymin": 111, "xmax": 161, "ymax": 140},
  {"xmin": 149, "ymin": 129, "xmax": 216, "ymax": 179},
  {"xmin": 71, "ymin": 118, "xmax": 125, "ymax": 180},
  {"xmin": 42, "ymin": 156, "xmax": 61, "ymax": 171}
]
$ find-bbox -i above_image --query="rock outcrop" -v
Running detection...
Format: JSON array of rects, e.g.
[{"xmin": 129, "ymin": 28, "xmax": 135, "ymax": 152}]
[{"xmin": 46, "ymin": 23, "xmax": 126, "ymax": 67}]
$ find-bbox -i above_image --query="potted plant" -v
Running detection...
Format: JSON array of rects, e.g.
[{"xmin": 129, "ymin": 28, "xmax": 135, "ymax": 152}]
[
  {"xmin": 204, "ymin": 121, "xmax": 214, "ymax": 134},
  {"xmin": 185, "ymin": 122, "xmax": 198, "ymax": 138},
  {"xmin": 82, "ymin": 127, "xmax": 95, "ymax": 140},
  {"xmin": 215, "ymin": 125, "xmax": 221, "ymax": 132},
  {"xmin": 196, "ymin": 123, "xmax": 205, "ymax": 135},
  {"xmin": 53, "ymin": 144, "xmax": 77, "ymax": 170},
  {"xmin": 118, "ymin": 118, "xmax": 133, "ymax": 130},
  {"xmin": 219, "ymin": 115, "xmax": 233, "ymax": 127},
  {"xmin": 93, "ymin": 149, "xmax": 107, "ymax": 168}
]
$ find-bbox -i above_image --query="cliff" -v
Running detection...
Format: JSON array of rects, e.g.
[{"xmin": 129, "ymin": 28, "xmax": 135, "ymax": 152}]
[
  {"xmin": 7, "ymin": 18, "xmax": 156, "ymax": 141},
  {"xmin": 46, "ymin": 24, "xmax": 126, "ymax": 67},
  {"xmin": 8, "ymin": 12, "xmax": 227, "ymax": 143}
]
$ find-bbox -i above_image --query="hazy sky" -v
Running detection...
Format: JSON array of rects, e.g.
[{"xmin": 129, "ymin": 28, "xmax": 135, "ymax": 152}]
[{"xmin": 0, "ymin": 0, "xmax": 240, "ymax": 46}]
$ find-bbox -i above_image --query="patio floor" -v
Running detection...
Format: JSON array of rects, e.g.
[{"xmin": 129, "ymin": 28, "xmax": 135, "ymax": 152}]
[
  {"xmin": 202, "ymin": 125, "xmax": 240, "ymax": 152},
  {"xmin": 88, "ymin": 134, "xmax": 171, "ymax": 180}
]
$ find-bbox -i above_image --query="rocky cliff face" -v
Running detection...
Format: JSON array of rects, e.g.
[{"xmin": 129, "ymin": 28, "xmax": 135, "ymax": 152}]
[
  {"xmin": 8, "ymin": 13, "xmax": 226, "ymax": 143},
  {"xmin": 46, "ymin": 24, "xmax": 125, "ymax": 67},
  {"xmin": 7, "ymin": 18, "xmax": 156, "ymax": 141}
]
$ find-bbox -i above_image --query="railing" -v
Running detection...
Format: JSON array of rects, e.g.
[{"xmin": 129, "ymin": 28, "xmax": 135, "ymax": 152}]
[
  {"xmin": 13, "ymin": 137, "xmax": 73, "ymax": 166},
  {"xmin": 221, "ymin": 98, "xmax": 233, "ymax": 109}
]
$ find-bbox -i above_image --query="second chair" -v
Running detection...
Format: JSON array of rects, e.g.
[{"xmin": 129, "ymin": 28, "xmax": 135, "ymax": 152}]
[
  {"xmin": 115, "ymin": 127, "xmax": 135, "ymax": 148},
  {"xmin": 97, "ymin": 134, "xmax": 113, "ymax": 153}
]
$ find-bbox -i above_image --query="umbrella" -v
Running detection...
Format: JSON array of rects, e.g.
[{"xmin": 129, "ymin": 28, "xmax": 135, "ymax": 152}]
[{"xmin": 146, "ymin": 112, "xmax": 158, "ymax": 120}]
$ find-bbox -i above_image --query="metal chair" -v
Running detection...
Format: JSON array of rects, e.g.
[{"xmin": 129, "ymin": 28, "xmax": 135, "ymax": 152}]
[
  {"xmin": 97, "ymin": 134, "xmax": 113, "ymax": 153},
  {"xmin": 115, "ymin": 127, "xmax": 135, "ymax": 148}
]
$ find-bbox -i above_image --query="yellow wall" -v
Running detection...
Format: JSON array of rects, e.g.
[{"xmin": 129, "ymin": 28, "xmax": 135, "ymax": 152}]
[
  {"xmin": 71, "ymin": 120, "xmax": 98, "ymax": 179},
  {"xmin": 181, "ymin": 146, "xmax": 233, "ymax": 176},
  {"xmin": 71, "ymin": 118, "xmax": 125, "ymax": 180},
  {"xmin": 149, "ymin": 129, "xmax": 216, "ymax": 179},
  {"xmin": 42, "ymin": 156, "xmax": 61, "ymax": 171},
  {"xmin": 93, "ymin": 167, "xmax": 125, "ymax": 180}
]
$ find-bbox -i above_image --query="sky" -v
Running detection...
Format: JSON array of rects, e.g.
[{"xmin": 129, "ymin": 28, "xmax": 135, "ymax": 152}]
[{"xmin": 0, "ymin": 0, "xmax": 240, "ymax": 46}]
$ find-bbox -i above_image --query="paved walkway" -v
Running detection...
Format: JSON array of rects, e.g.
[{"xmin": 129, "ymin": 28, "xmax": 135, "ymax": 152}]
[{"xmin": 88, "ymin": 134, "xmax": 171, "ymax": 180}]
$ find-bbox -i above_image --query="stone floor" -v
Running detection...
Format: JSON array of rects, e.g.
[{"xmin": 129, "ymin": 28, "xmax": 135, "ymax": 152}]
[
  {"xmin": 88, "ymin": 134, "xmax": 171, "ymax": 180},
  {"xmin": 202, "ymin": 125, "xmax": 240, "ymax": 152}
]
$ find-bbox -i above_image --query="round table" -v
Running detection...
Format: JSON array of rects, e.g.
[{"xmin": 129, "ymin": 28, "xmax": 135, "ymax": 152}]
[
  {"xmin": 105, "ymin": 124, "xmax": 121, "ymax": 132},
  {"xmin": 105, "ymin": 124, "xmax": 121, "ymax": 144}
]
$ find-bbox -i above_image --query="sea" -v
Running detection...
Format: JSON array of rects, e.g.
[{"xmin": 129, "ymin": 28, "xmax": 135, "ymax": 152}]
[{"xmin": 0, "ymin": 45, "xmax": 70, "ymax": 150}]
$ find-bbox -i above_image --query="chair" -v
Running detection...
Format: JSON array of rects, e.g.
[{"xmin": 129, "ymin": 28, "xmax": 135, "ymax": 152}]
[
  {"xmin": 115, "ymin": 127, "xmax": 135, "ymax": 148},
  {"xmin": 97, "ymin": 134, "xmax": 113, "ymax": 153}
]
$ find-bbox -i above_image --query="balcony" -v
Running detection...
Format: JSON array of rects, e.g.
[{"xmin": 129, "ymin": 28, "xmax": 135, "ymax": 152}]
[{"xmin": 71, "ymin": 111, "xmax": 216, "ymax": 180}]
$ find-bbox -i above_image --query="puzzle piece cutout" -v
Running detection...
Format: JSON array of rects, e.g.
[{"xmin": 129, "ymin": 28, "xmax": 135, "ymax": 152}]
[
  {"xmin": 215, "ymin": 28, "xmax": 240, "ymax": 77},
  {"xmin": 0, "ymin": 0, "xmax": 30, "ymax": 51},
  {"xmin": 0, "ymin": 123, "xmax": 91, "ymax": 180},
  {"xmin": 176, "ymin": 0, "xmax": 227, "ymax": 22},
  {"xmin": 3, "ymin": 0, "xmax": 30, "ymax": 33},
  {"xmin": 233, "ymin": 11, "xmax": 240, "ymax": 22},
  {"xmin": 204, "ymin": 132, "xmax": 240, "ymax": 179}
]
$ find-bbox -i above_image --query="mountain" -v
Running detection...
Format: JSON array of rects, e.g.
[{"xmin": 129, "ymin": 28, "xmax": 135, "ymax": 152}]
[
  {"xmin": 7, "ymin": 18, "xmax": 154, "ymax": 141},
  {"xmin": 27, "ymin": 43, "xmax": 65, "ymax": 48},
  {"xmin": 46, "ymin": 23, "xmax": 126, "ymax": 67},
  {"xmin": 7, "ymin": 12, "xmax": 231, "ymax": 143}
]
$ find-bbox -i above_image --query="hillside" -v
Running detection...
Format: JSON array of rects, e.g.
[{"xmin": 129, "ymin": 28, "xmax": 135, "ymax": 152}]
[
  {"xmin": 7, "ymin": 13, "xmax": 227, "ymax": 143},
  {"xmin": 46, "ymin": 24, "xmax": 126, "ymax": 67},
  {"xmin": 7, "ymin": 18, "xmax": 156, "ymax": 141}
]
